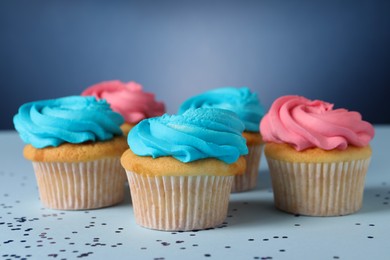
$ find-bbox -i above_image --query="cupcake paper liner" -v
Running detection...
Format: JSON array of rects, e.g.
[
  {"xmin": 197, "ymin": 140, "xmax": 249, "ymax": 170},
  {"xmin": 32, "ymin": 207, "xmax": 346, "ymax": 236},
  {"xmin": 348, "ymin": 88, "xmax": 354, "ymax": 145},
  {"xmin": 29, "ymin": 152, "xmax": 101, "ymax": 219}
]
[
  {"xmin": 266, "ymin": 157, "xmax": 371, "ymax": 216},
  {"xmin": 32, "ymin": 158, "xmax": 126, "ymax": 210},
  {"xmin": 231, "ymin": 144, "xmax": 264, "ymax": 193},
  {"xmin": 126, "ymin": 171, "xmax": 233, "ymax": 231}
]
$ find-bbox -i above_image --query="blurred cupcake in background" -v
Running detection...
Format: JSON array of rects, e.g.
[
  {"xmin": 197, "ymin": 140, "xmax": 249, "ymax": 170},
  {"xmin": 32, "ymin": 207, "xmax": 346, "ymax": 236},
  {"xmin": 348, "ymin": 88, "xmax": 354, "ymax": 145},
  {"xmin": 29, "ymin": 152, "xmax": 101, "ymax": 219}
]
[
  {"xmin": 260, "ymin": 95, "xmax": 375, "ymax": 216},
  {"xmin": 13, "ymin": 96, "xmax": 128, "ymax": 210},
  {"xmin": 178, "ymin": 87, "xmax": 266, "ymax": 192},
  {"xmin": 82, "ymin": 80, "xmax": 165, "ymax": 135}
]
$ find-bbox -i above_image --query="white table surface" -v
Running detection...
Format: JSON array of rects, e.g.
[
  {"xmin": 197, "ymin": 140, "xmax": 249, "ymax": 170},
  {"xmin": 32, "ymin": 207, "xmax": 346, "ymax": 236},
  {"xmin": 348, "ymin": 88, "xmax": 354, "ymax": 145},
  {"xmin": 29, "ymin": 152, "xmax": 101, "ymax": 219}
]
[{"xmin": 0, "ymin": 126, "xmax": 389, "ymax": 260}]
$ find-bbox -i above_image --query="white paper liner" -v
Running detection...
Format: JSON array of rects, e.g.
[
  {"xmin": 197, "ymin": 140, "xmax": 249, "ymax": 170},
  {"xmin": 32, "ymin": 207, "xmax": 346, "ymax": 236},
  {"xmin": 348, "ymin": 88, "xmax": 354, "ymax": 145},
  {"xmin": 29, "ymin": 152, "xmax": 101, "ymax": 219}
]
[
  {"xmin": 32, "ymin": 158, "xmax": 126, "ymax": 210},
  {"xmin": 231, "ymin": 144, "xmax": 264, "ymax": 193},
  {"xmin": 266, "ymin": 157, "xmax": 371, "ymax": 216},
  {"xmin": 126, "ymin": 172, "xmax": 233, "ymax": 231}
]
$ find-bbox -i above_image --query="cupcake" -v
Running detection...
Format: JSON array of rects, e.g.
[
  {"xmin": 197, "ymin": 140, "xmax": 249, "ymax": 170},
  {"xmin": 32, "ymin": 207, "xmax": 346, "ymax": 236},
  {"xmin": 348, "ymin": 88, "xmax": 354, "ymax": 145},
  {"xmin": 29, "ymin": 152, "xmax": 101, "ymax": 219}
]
[
  {"xmin": 178, "ymin": 87, "xmax": 265, "ymax": 192},
  {"xmin": 260, "ymin": 95, "xmax": 375, "ymax": 216},
  {"xmin": 121, "ymin": 108, "xmax": 248, "ymax": 231},
  {"xmin": 13, "ymin": 96, "xmax": 128, "ymax": 210},
  {"xmin": 81, "ymin": 80, "xmax": 166, "ymax": 135}
]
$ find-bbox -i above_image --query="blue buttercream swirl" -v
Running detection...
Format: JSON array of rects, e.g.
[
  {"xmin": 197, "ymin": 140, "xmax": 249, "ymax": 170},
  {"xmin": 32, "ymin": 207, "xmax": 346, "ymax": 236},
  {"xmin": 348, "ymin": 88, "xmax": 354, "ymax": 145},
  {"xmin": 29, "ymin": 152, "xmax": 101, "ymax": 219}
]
[
  {"xmin": 128, "ymin": 108, "xmax": 248, "ymax": 164},
  {"xmin": 13, "ymin": 96, "xmax": 124, "ymax": 148},
  {"xmin": 178, "ymin": 87, "xmax": 265, "ymax": 132}
]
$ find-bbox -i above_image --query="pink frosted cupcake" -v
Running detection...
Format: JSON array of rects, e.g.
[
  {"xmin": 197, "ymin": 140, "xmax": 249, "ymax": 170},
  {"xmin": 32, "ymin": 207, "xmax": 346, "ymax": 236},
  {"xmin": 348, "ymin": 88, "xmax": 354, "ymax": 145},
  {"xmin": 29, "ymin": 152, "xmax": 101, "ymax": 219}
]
[
  {"xmin": 82, "ymin": 80, "xmax": 165, "ymax": 135},
  {"xmin": 260, "ymin": 95, "xmax": 375, "ymax": 216}
]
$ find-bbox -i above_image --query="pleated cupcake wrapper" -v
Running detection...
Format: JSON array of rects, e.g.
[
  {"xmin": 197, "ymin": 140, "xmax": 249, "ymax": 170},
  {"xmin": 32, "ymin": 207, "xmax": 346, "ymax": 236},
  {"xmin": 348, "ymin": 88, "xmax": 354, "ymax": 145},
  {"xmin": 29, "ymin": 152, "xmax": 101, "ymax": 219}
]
[
  {"xmin": 266, "ymin": 157, "xmax": 371, "ymax": 216},
  {"xmin": 32, "ymin": 158, "xmax": 126, "ymax": 210},
  {"xmin": 231, "ymin": 144, "xmax": 264, "ymax": 193},
  {"xmin": 126, "ymin": 171, "xmax": 233, "ymax": 231}
]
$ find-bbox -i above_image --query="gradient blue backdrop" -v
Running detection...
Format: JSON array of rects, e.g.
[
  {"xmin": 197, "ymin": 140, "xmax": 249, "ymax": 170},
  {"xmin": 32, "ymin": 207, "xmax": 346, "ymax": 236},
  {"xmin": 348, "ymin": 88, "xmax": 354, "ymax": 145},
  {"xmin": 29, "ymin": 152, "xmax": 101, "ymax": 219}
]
[{"xmin": 1, "ymin": 0, "xmax": 389, "ymax": 130}]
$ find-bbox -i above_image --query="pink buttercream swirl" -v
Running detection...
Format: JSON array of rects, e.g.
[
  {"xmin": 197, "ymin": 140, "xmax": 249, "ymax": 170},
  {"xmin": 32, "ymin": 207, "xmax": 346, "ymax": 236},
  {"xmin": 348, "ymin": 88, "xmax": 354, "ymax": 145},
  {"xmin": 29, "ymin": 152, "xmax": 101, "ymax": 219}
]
[
  {"xmin": 82, "ymin": 80, "xmax": 165, "ymax": 124},
  {"xmin": 260, "ymin": 95, "xmax": 375, "ymax": 151}
]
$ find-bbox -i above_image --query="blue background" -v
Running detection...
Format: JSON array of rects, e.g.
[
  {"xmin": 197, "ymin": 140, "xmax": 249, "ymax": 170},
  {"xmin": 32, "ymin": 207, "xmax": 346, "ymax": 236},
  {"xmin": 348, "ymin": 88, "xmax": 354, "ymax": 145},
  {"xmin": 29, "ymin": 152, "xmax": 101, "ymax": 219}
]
[{"xmin": 1, "ymin": 0, "xmax": 389, "ymax": 130}]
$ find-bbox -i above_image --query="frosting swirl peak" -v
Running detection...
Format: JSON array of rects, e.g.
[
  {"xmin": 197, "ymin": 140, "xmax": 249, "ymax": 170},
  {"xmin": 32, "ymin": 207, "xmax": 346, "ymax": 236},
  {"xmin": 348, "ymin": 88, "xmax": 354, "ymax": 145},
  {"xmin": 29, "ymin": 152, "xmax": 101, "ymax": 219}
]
[
  {"xmin": 178, "ymin": 87, "xmax": 265, "ymax": 132},
  {"xmin": 82, "ymin": 80, "xmax": 165, "ymax": 124},
  {"xmin": 13, "ymin": 96, "xmax": 124, "ymax": 148},
  {"xmin": 260, "ymin": 95, "xmax": 375, "ymax": 151},
  {"xmin": 128, "ymin": 108, "xmax": 248, "ymax": 163}
]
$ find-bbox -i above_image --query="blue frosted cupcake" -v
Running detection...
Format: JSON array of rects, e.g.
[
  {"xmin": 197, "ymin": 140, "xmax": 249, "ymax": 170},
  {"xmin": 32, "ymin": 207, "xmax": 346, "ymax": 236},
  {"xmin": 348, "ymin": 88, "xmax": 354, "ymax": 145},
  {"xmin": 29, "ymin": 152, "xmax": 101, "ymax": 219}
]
[
  {"xmin": 121, "ymin": 108, "xmax": 248, "ymax": 231},
  {"xmin": 178, "ymin": 87, "xmax": 265, "ymax": 192},
  {"xmin": 13, "ymin": 96, "xmax": 128, "ymax": 210}
]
